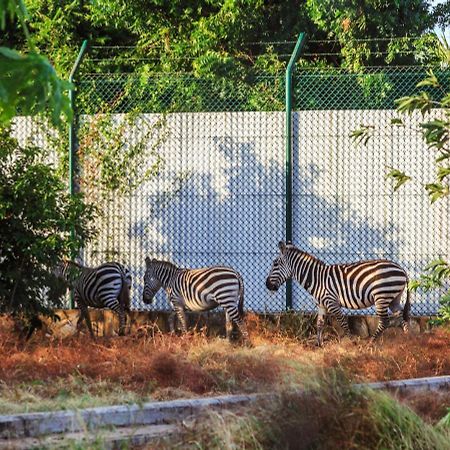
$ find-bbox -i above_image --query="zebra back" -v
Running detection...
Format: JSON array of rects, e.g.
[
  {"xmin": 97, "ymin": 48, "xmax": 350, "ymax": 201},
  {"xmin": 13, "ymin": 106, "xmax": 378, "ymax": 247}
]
[{"xmin": 73, "ymin": 262, "xmax": 132, "ymax": 311}]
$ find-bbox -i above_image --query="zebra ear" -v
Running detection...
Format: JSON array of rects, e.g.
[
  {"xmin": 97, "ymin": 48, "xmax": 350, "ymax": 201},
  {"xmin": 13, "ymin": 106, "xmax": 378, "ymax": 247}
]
[
  {"xmin": 278, "ymin": 241, "xmax": 286, "ymax": 253},
  {"xmin": 145, "ymin": 257, "xmax": 151, "ymax": 267}
]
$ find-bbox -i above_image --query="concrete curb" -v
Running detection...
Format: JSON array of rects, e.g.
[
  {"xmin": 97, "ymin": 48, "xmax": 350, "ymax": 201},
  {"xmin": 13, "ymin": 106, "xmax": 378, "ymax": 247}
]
[
  {"xmin": 0, "ymin": 393, "xmax": 259, "ymax": 440},
  {"xmin": 363, "ymin": 375, "xmax": 450, "ymax": 393},
  {"xmin": 1, "ymin": 375, "xmax": 449, "ymax": 444}
]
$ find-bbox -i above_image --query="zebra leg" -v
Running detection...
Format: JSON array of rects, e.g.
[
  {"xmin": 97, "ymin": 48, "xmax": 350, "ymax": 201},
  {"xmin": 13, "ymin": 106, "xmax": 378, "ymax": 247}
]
[
  {"xmin": 118, "ymin": 307, "xmax": 127, "ymax": 336},
  {"xmin": 225, "ymin": 306, "xmax": 250, "ymax": 345},
  {"xmin": 390, "ymin": 292, "xmax": 410, "ymax": 333},
  {"xmin": 75, "ymin": 297, "xmax": 95, "ymax": 339},
  {"xmin": 225, "ymin": 311, "xmax": 233, "ymax": 341},
  {"xmin": 168, "ymin": 310, "xmax": 177, "ymax": 333},
  {"xmin": 316, "ymin": 306, "xmax": 326, "ymax": 347},
  {"xmin": 170, "ymin": 299, "xmax": 188, "ymax": 334},
  {"xmin": 324, "ymin": 298, "xmax": 351, "ymax": 338},
  {"xmin": 176, "ymin": 308, "xmax": 188, "ymax": 334},
  {"xmin": 236, "ymin": 320, "xmax": 250, "ymax": 345},
  {"xmin": 372, "ymin": 301, "xmax": 390, "ymax": 341},
  {"xmin": 84, "ymin": 309, "xmax": 95, "ymax": 339}
]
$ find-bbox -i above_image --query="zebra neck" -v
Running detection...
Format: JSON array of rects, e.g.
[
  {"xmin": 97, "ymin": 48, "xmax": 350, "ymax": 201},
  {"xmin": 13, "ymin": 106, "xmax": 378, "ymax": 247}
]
[
  {"xmin": 64, "ymin": 263, "xmax": 84, "ymax": 286},
  {"xmin": 290, "ymin": 252, "xmax": 326, "ymax": 294},
  {"xmin": 157, "ymin": 262, "xmax": 179, "ymax": 288}
]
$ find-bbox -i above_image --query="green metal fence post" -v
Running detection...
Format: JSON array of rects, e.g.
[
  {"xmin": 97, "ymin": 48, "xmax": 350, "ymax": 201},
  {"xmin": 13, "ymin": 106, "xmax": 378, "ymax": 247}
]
[
  {"xmin": 68, "ymin": 39, "xmax": 88, "ymax": 307},
  {"xmin": 285, "ymin": 32, "xmax": 306, "ymax": 310}
]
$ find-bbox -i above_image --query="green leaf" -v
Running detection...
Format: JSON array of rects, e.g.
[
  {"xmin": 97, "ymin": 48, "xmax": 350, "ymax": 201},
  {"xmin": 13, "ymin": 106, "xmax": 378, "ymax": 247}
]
[
  {"xmin": 425, "ymin": 183, "xmax": 450, "ymax": 203},
  {"xmin": 437, "ymin": 166, "xmax": 450, "ymax": 182},
  {"xmin": 390, "ymin": 118, "xmax": 404, "ymax": 126},
  {"xmin": 396, "ymin": 92, "xmax": 432, "ymax": 115},
  {"xmin": 0, "ymin": 49, "xmax": 72, "ymax": 127},
  {"xmin": 386, "ymin": 167, "xmax": 411, "ymax": 191},
  {"xmin": 416, "ymin": 70, "xmax": 440, "ymax": 88},
  {"xmin": 349, "ymin": 124, "xmax": 374, "ymax": 146},
  {"xmin": 420, "ymin": 119, "xmax": 449, "ymax": 149}
]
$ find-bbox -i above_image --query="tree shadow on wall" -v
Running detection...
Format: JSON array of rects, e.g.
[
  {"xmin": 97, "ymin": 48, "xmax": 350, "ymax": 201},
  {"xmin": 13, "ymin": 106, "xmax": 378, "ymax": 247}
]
[{"xmin": 131, "ymin": 136, "xmax": 401, "ymax": 313}]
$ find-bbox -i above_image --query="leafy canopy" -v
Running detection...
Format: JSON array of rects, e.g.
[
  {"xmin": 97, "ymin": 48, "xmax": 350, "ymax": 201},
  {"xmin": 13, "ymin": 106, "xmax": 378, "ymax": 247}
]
[{"xmin": 0, "ymin": 0, "xmax": 71, "ymax": 126}]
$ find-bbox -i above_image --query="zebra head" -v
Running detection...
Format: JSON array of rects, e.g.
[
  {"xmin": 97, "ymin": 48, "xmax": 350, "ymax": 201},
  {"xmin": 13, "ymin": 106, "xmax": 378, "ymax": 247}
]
[
  {"xmin": 143, "ymin": 257, "xmax": 163, "ymax": 304},
  {"xmin": 265, "ymin": 241, "xmax": 293, "ymax": 291}
]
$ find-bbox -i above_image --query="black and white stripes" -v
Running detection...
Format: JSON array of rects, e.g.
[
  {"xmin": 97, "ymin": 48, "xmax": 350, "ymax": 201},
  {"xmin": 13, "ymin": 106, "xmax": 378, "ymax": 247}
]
[
  {"xmin": 266, "ymin": 241, "xmax": 410, "ymax": 345},
  {"xmin": 61, "ymin": 261, "xmax": 132, "ymax": 338},
  {"xmin": 142, "ymin": 258, "xmax": 249, "ymax": 342}
]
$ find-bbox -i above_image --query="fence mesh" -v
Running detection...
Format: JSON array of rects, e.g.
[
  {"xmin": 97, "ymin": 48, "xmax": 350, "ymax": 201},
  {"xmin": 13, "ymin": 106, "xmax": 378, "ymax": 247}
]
[
  {"xmin": 292, "ymin": 67, "xmax": 449, "ymax": 314},
  {"xmin": 68, "ymin": 63, "xmax": 450, "ymax": 315}
]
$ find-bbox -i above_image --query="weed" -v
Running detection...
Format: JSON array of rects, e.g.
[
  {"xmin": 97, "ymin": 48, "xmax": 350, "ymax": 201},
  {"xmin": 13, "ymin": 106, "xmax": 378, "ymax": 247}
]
[{"xmin": 171, "ymin": 371, "xmax": 450, "ymax": 450}]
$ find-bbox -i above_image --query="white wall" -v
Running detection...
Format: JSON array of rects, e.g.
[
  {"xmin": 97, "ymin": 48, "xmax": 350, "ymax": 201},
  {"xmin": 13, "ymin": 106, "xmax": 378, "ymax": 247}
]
[{"xmin": 12, "ymin": 110, "xmax": 449, "ymax": 314}]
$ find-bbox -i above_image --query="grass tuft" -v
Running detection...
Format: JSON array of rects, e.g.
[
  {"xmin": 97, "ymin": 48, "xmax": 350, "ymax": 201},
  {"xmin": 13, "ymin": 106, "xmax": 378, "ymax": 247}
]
[{"xmin": 172, "ymin": 371, "xmax": 450, "ymax": 450}]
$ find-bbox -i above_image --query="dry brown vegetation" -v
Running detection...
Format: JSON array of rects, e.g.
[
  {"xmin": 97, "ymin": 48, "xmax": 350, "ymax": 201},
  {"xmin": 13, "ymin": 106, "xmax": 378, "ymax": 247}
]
[
  {"xmin": 162, "ymin": 378, "xmax": 450, "ymax": 450},
  {"xmin": 0, "ymin": 315, "xmax": 449, "ymax": 414}
]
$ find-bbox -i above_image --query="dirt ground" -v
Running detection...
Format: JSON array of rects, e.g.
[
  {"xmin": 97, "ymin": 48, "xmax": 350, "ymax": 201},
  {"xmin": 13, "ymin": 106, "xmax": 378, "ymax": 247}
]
[{"xmin": 0, "ymin": 315, "xmax": 449, "ymax": 419}]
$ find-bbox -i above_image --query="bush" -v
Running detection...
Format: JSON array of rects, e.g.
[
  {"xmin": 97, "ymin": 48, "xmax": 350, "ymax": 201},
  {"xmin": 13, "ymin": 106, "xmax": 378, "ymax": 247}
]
[{"xmin": 0, "ymin": 127, "xmax": 95, "ymax": 321}]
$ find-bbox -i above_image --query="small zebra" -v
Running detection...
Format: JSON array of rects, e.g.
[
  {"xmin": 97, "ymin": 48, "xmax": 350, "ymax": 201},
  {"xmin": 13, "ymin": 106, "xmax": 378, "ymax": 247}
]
[
  {"xmin": 143, "ymin": 257, "xmax": 249, "ymax": 343},
  {"xmin": 265, "ymin": 241, "xmax": 410, "ymax": 346},
  {"xmin": 59, "ymin": 261, "xmax": 132, "ymax": 338}
]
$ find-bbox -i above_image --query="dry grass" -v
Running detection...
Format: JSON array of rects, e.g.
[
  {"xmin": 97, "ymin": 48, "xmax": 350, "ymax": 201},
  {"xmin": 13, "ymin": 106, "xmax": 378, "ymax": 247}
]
[
  {"xmin": 0, "ymin": 315, "xmax": 449, "ymax": 414},
  {"xmin": 156, "ymin": 372, "xmax": 450, "ymax": 450}
]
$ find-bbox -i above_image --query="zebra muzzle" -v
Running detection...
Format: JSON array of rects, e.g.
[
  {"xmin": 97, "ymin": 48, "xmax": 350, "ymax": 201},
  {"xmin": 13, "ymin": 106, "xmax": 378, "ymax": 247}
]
[
  {"xmin": 265, "ymin": 279, "xmax": 278, "ymax": 291},
  {"xmin": 142, "ymin": 293, "xmax": 154, "ymax": 304}
]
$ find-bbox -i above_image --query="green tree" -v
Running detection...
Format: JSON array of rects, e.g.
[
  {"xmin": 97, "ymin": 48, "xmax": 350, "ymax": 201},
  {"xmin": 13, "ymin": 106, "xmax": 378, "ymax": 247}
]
[
  {"xmin": 0, "ymin": 1, "xmax": 95, "ymax": 326},
  {"xmin": 1, "ymin": 0, "xmax": 441, "ymax": 77},
  {"xmin": 306, "ymin": 0, "xmax": 432, "ymax": 69},
  {"xmin": 0, "ymin": 0, "xmax": 72, "ymax": 125},
  {"xmin": 0, "ymin": 128, "xmax": 95, "ymax": 320}
]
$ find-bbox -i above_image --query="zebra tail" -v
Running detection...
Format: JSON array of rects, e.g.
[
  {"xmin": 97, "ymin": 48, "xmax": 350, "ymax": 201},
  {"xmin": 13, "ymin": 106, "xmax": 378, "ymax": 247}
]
[
  {"xmin": 403, "ymin": 287, "xmax": 411, "ymax": 323},
  {"xmin": 237, "ymin": 274, "xmax": 245, "ymax": 318}
]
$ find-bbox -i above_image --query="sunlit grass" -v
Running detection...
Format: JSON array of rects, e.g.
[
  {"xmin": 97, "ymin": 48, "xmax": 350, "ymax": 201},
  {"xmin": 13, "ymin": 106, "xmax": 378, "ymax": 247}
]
[{"xmin": 0, "ymin": 316, "xmax": 448, "ymax": 417}]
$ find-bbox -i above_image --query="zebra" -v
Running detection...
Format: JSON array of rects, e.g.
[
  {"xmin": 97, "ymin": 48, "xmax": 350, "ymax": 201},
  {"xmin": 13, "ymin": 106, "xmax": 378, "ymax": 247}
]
[
  {"xmin": 143, "ymin": 257, "xmax": 249, "ymax": 343},
  {"xmin": 58, "ymin": 261, "xmax": 132, "ymax": 338},
  {"xmin": 265, "ymin": 241, "xmax": 410, "ymax": 346}
]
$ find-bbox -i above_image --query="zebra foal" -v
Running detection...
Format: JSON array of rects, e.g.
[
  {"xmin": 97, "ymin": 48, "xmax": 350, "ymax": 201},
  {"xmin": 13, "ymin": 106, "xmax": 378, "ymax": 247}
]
[
  {"xmin": 58, "ymin": 261, "xmax": 132, "ymax": 338},
  {"xmin": 143, "ymin": 258, "xmax": 249, "ymax": 343},
  {"xmin": 265, "ymin": 241, "xmax": 410, "ymax": 346}
]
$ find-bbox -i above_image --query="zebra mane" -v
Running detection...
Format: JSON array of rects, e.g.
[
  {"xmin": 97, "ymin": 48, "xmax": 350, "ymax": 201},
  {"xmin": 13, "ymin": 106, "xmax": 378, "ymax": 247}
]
[
  {"xmin": 287, "ymin": 245, "xmax": 325, "ymax": 265},
  {"xmin": 150, "ymin": 259, "xmax": 179, "ymax": 271}
]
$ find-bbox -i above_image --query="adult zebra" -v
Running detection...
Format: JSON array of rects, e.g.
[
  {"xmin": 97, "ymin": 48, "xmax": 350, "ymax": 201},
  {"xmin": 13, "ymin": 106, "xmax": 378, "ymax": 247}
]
[
  {"xmin": 142, "ymin": 258, "xmax": 249, "ymax": 343},
  {"xmin": 58, "ymin": 261, "xmax": 132, "ymax": 338},
  {"xmin": 265, "ymin": 241, "xmax": 410, "ymax": 346}
]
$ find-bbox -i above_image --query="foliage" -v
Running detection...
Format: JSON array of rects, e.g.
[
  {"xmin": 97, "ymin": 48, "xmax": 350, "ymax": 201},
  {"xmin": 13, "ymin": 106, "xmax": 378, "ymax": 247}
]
[
  {"xmin": 306, "ymin": 0, "xmax": 432, "ymax": 70},
  {"xmin": 1, "ymin": 0, "xmax": 441, "ymax": 78},
  {"xmin": 75, "ymin": 112, "xmax": 167, "ymax": 199},
  {"xmin": 0, "ymin": 0, "xmax": 72, "ymax": 126},
  {"xmin": 438, "ymin": 408, "xmax": 450, "ymax": 429},
  {"xmin": 0, "ymin": 127, "xmax": 95, "ymax": 319},
  {"xmin": 351, "ymin": 60, "xmax": 450, "ymax": 202},
  {"xmin": 409, "ymin": 260, "xmax": 450, "ymax": 325}
]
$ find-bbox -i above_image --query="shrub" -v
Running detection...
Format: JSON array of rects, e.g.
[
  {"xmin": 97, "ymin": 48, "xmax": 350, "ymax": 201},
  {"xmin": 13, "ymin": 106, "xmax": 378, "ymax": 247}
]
[{"xmin": 0, "ymin": 127, "xmax": 95, "ymax": 322}]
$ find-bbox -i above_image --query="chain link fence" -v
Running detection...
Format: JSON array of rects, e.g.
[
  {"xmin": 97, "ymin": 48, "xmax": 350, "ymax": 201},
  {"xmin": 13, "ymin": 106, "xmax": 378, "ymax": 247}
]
[
  {"xmin": 11, "ymin": 61, "xmax": 448, "ymax": 315},
  {"xmin": 71, "ymin": 65, "xmax": 449, "ymax": 315},
  {"xmin": 292, "ymin": 67, "xmax": 449, "ymax": 314}
]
